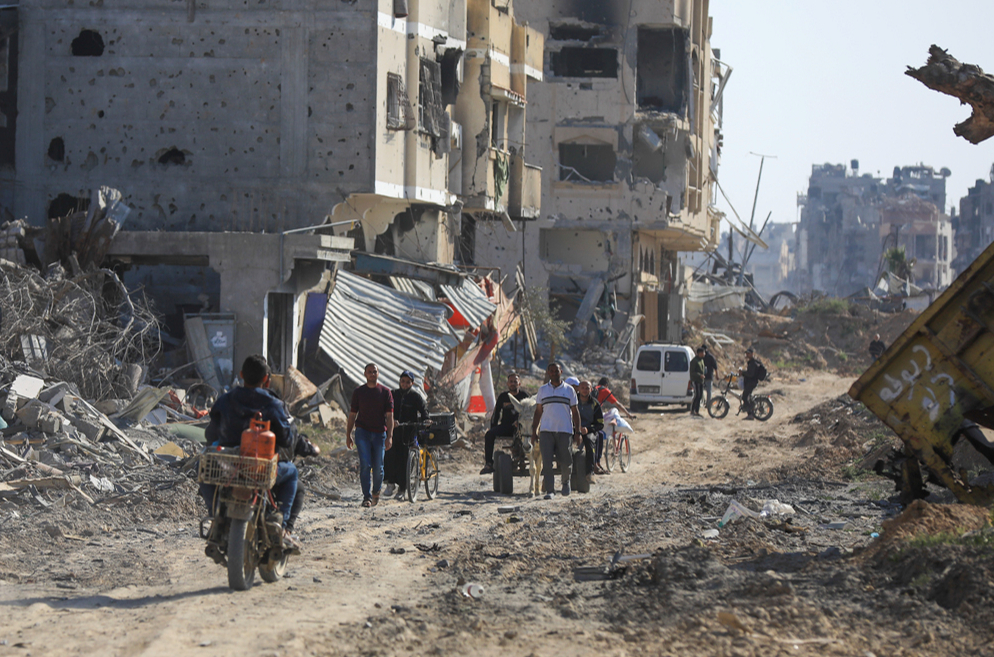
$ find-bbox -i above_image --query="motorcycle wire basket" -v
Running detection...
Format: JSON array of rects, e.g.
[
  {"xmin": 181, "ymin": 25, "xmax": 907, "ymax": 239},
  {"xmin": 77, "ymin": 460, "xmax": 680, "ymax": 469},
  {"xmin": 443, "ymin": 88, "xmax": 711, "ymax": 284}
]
[{"xmin": 197, "ymin": 452, "xmax": 278, "ymax": 489}]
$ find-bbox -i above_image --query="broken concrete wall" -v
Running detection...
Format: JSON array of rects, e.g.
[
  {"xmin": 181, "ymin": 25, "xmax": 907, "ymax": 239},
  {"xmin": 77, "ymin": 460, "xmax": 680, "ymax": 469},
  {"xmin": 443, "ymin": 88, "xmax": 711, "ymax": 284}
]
[{"xmin": 14, "ymin": 0, "xmax": 378, "ymax": 230}]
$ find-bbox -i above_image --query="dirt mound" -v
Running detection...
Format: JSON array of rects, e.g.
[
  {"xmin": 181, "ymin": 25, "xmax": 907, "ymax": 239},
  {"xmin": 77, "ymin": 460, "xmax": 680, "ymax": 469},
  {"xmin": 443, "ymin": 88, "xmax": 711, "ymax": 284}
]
[
  {"xmin": 875, "ymin": 499, "xmax": 990, "ymax": 551},
  {"xmin": 686, "ymin": 304, "xmax": 918, "ymax": 377}
]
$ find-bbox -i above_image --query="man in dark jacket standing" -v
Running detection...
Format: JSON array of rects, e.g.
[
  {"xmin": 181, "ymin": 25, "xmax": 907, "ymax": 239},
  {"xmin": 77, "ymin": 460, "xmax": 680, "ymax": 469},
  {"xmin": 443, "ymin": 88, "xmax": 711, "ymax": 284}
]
[
  {"xmin": 577, "ymin": 380, "xmax": 605, "ymax": 479},
  {"xmin": 346, "ymin": 363, "xmax": 394, "ymax": 507},
  {"xmin": 480, "ymin": 372, "xmax": 530, "ymax": 474},
  {"xmin": 740, "ymin": 347, "xmax": 764, "ymax": 420},
  {"xmin": 384, "ymin": 370, "xmax": 429, "ymax": 499},
  {"xmin": 690, "ymin": 347, "xmax": 707, "ymax": 417},
  {"xmin": 869, "ymin": 334, "xmax": 886, "ymax": 360},
  {"xmin": 702, "ymin": 345, "xmax": 719, "ymax": 409},
  {"xmin": 201, "ymin": 355, "xmax": 298, "ymax": 531}
]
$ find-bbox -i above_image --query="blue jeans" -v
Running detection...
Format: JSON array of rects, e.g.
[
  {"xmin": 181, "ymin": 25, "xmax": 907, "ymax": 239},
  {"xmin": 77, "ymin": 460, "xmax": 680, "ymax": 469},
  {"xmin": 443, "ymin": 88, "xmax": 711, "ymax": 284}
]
[
  {"xmin": 199, "ymin": 459, "xmax": 298, "ymax": 527},
  {"xmin": 355, "ymin": 427, "xmax": 386, "ymax": 500}
]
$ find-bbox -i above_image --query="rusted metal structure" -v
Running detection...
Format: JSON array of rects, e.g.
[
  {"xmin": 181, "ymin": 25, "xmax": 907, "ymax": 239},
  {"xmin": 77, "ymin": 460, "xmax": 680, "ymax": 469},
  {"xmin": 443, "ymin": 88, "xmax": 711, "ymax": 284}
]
[{"xmin": 850, "ymin": 240, "xmax": 994, "ymax": 504}]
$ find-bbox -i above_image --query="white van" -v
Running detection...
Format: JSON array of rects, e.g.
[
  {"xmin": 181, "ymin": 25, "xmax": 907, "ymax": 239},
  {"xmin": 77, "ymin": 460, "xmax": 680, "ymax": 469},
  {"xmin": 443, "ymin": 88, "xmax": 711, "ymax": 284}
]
[{"xmin": 629, "ymin": 343, "xmax": 695, "ymax": 411}]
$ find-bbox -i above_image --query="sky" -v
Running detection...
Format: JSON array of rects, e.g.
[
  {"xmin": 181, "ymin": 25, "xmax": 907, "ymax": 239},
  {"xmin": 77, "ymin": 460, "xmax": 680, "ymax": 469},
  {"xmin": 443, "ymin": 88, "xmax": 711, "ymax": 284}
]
[{"xmin": 708, "ymin": 1, "xmax": 994, "ymax": 234}]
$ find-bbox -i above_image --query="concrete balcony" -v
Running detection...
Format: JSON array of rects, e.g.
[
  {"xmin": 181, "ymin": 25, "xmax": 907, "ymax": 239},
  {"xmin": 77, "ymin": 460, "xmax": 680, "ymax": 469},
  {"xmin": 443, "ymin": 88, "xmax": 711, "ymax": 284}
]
[{"xmin": 508, "ymin": 155, "xmax": 541, "ymax": 219}]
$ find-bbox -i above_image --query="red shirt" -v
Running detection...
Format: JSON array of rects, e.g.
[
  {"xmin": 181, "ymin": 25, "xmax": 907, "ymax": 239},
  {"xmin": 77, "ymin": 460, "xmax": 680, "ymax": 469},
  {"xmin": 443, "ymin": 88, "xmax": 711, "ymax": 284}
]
[
  {"xmin": 595, "ymin": 386, "xmax": 619, "ymax": 406},
  {"xmin": 350, "ymin": 383, "xmax": 394, "ymax": 432}
]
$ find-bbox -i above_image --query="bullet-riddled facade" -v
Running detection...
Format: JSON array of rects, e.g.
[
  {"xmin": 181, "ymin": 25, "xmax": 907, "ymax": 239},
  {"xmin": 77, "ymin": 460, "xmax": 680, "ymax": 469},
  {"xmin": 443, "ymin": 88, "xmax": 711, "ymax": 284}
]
[{"xmin": 473, "ymin": 0, "xmax": 722, "ymax": 344}]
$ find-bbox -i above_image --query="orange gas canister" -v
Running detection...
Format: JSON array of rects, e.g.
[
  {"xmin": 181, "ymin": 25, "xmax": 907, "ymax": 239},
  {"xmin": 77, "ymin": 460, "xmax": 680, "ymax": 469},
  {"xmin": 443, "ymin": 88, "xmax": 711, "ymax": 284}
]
[{"xmin": 240, "ymin": 412, "xmax": 276, "ymax": 459}]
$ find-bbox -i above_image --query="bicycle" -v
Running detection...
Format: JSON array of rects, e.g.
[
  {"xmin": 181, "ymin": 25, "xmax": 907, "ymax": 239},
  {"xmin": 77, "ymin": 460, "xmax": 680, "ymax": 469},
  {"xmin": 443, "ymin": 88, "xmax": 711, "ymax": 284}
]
[
  {"xmin": 396, "ymin": 421, "xmax": 440, "ymax": 502},
  {"xmin": 601, "ymin": 409, "xmax": 632, "ymax": 473},
  {"xmin": 707, "ymin": 373, "xmax": 774, "ymax": 421}
]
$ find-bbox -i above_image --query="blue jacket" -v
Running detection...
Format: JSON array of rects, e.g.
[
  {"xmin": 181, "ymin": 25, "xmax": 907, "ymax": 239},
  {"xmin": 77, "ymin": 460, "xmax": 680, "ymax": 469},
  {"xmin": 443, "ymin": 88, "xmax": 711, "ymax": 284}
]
[{"xmin": 205, "ymin": 386, "xmax": 293, "ymax": 451}]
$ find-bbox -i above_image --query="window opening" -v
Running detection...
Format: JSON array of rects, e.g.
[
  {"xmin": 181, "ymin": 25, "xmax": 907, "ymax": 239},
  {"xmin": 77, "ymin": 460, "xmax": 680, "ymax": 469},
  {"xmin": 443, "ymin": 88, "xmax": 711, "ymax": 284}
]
[
  {"xmin": 550, "ymin": 47, "xmax": 618, "ymax": 78},
  {"xmin": 559, "ymin": 143, "xmax": 616, "ymax": 183},
  {"xmin": 386, "ymin": 72, "xmax": 413, "ymax": 130},
  {"xmin": 47, "ymin": 137, "xmax": 64, "ymax": 161},
  {"xmin": 548, "ymin": 24, "xmax": 602, "ymax": 41},
  {"xmin": 439, "ymin": 49, "xmax": 462, "ymax": 106},
  {"xmin": 636, "ymin": 27, "xmax": 687, "ymax": 112},
  {"xmin": 71, "ymin": 29, "xmax": 104, "ymax": 57},
  {"xmin": 48, "ymin": 193, "xmax": 89, "ymax": 219},
  {"xmin": 418, "ymin": 58, "xmax": 443, "ymax": 137}
]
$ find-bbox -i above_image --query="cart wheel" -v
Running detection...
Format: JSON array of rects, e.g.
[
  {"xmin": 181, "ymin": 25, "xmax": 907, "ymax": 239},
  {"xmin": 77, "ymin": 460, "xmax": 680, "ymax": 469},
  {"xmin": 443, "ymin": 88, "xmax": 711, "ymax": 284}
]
[
  {"xmin": 495, "ymin": 451, "xmax": 513, "ymax": 495},
  {"xmin": 424, "ymin": 448, "xmax": 440, "ymax": 500},
  {"xmin": 754, "ymin": 397, "xmax": 774, "ymax": 421},
  {"xmin": 571, "ymin": 450, "xmax": 590, "ymax": 493},
  {"xmin": 406, "ymin": 449, "xmax": 420, "ymax": 503},
  {"xmin": 708, "ymin": 397, "xmax": 730, "ymax": 419},
  {"xmin": 618, "ymin": 434, "xmax": 632, "ymax": 473}
]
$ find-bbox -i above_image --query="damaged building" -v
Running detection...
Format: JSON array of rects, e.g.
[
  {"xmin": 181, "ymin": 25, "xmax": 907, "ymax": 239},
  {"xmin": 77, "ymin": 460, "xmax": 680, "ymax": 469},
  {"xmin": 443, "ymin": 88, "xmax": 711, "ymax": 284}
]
[
  {"xmin": 472, "ymin": 0, "xmax": 725, "ymax": 346},
  {"xmin": 954, "ymin": 169, "xmax": 994, "ymax": 274},
  {"xmin": 2, "ymin": 0, "xmax": 543, "ymax": 376},
  {"xmin": 796, "ymin": 162, "xmax": 953, "ymax": 296}
]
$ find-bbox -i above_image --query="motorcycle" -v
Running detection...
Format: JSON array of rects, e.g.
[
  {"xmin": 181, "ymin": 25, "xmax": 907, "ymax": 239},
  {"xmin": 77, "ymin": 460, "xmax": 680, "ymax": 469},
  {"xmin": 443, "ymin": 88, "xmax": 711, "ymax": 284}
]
[{"xmin": 198, "ymin": 446, "xmax": 297, "ymax": 590}]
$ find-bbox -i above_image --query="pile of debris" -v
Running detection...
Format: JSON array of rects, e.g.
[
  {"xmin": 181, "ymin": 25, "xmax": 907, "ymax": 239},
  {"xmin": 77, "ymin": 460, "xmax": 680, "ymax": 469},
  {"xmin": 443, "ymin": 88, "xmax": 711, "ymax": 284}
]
[{"xmin": 685, "ymin": 302, "xmax": 919, "ymax": 376}]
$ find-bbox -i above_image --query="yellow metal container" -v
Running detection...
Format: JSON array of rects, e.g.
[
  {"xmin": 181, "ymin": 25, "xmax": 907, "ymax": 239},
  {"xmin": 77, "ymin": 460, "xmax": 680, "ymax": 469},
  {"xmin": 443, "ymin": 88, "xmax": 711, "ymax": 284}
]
[{"xmin": 849, "ymin": 241, "xmax": 994, "ymax": 504}]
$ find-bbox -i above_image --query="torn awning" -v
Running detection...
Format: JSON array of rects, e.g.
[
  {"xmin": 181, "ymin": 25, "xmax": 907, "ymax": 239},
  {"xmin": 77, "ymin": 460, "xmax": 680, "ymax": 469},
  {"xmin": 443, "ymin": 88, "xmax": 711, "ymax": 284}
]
[{"xmin": 319, "ymin": 270, "xmax": 459, "ymax": 394}]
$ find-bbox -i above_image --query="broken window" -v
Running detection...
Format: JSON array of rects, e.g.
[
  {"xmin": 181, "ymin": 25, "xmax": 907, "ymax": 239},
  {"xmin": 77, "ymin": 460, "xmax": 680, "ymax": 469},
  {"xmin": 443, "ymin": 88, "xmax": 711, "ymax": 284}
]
[
  {"xmin": 915, "ymin": 234, "xmax": 936, "ymax": 259},
  {"xmin": 386, "ymin": 73, "xmax": 413, "ymax": 131},
  {"xmin": 550, "ymin": 47, "xmax": 618, "ymax": 78},
  {"xmin": 632, "ymin": 124, "xmax": 665, "ymax": 183},
  {"xmin": 47, "ymin": 137, "xmax": 64, "ymax": 161},
  {"xmin": 559, "ymin": 143, "xmax": 616, "ymax": 183},
  {"xmin": 439, "ymin": 49, "xmax": 462, "ymax": 106},
  {"xmin": 457, "ymin": 214, "xmax": 475, "ymax": 266},
  {"xmin": 71, "ymin": 29, "xmax": 104, "ymax": 57},
  {"xmin": 48, "ymin": 193, "xmax": 89, "ymax": 219},
  {"xmin": 548, "ymin": 24, "xmax": 602, "ymax": 41},
  {"xmin": 490, "ymin": 101, "xmax": 507, "ymax": 149},
  {"xmin": 636, "ymin": 27, "xmax": 687, "ymax": 112},
  {"xmin": 418, "ymin": 58, "xmax": 443, "ymax": 137}
]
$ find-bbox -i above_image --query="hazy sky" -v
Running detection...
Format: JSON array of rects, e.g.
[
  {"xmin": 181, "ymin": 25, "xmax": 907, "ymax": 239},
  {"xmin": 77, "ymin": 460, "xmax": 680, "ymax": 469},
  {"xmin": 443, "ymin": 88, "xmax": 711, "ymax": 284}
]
[{"xmin": 709, "ymin": 1, "xmax": 994, "ymax": 234}]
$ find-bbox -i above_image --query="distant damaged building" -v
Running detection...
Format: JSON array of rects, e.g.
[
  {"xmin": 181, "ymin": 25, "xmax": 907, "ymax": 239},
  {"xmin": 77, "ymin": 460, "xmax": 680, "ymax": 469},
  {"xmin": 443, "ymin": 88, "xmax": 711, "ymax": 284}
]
[
  {"xmin": 473, "ymin": 0, "xmax": 724, "ymax": 346},
  {"xmin": 954, "ymin": 170, "xmax": 994, "ymax": 274},
  {"xmin": 796, "ymin": 162, "xmax": 953, "ymax": 296}
]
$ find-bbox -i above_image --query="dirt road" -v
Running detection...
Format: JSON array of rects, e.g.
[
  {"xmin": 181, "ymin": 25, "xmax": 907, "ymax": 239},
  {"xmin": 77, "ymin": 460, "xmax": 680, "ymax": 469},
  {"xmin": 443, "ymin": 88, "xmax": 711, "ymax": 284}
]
[{"xmin": 2, "ymin": 371, "xmax": 993, "ymax": 656}]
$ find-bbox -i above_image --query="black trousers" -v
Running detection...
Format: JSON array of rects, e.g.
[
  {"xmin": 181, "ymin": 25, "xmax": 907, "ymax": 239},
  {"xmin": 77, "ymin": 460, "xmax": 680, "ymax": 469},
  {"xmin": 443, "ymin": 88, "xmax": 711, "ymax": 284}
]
[
  {"xmin": 742, "ymin": 379, "xmax": 758, "ymax": 415},
  {"xmin": 691, "ymin": 381, "xmax": 704, "ymax": 414},
  {"xmin": 484, "ymin": 424, "xmax": 517, "ymax": 464}
]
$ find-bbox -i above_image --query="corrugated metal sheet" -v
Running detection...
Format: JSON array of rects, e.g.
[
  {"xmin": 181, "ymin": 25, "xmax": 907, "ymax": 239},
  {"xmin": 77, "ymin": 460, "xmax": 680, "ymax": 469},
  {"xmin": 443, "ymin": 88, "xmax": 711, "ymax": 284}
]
[
  {"xmin": 389, "ymin": 276, "xmax": 436, "ymax": 301},
  {"xmin": 440, "ymin": 278, "xmax": 497, "ymax": 329},
  {"xmin": 319, "ymin": 270, "xmax": 458, "ymax": 394}
]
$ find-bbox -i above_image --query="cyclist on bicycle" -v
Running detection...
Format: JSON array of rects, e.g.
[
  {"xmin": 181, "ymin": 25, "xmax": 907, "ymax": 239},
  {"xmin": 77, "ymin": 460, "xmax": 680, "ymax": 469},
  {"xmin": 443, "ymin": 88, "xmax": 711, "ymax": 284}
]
[
  {"xmin": 739, "ymin": 347, "xmax": 765, "ymax": 421},
  {"xmin": 384, "ymin": 370, "xmax": 428, "ymax": 499}
]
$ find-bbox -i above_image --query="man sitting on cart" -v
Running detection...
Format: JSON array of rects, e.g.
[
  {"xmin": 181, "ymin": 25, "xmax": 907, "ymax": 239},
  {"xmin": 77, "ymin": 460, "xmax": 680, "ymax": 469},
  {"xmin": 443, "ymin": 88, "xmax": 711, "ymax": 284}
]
[
  {"xmin": 383, "ymin": 370, "xmax": 429, "ymax": 499},
  {"xmin": 480, "ymin": 372, "xmax": 531, "ymax": 475}
]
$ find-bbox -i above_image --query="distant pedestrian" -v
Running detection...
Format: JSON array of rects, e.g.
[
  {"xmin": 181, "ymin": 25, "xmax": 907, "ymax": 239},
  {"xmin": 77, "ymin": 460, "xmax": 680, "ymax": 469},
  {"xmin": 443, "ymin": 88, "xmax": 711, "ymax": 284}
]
[
  {"xmin": 869, "ymin": 334, "xmax": 886, "ymax": 360},
  {"xmin": 690, "ymin": 347, "xmax": 706, "ymax": 417},
  {"xmin": 701, "ymin": 345, "xmax": 719, "ymax": 409},
  {"xmin": 739, "ymin": 347, "xmax": 765, "ymax": 420},
  {"xmin": 346, "ymin": 363, "xmax": 394, "ymax": 508},
  {"xmin": 576, "ymin": 380, "xmax": 605, "ymax": 480},
  {"xmin": 383, "ymin": 370, "xmax": 428, "ymax": 499},
  {"xmin": 531, "ymin": 362, "xmax": 581, "ymax": 499}
]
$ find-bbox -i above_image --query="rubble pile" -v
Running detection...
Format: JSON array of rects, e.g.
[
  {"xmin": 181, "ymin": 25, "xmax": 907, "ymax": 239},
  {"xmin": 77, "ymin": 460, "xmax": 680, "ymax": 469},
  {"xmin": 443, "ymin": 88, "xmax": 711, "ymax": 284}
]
[
  {"xmin": 0, "ymin": 260, "xmax": 160, "ymax": 401},
  {"xmin": 686, "ymin": 302, "xmax": 919, "ymax": 376}
]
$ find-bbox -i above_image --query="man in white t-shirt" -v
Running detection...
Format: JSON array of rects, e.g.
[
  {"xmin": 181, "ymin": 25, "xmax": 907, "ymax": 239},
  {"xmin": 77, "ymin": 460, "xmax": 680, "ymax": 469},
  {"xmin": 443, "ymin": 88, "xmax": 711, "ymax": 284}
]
[{"xmin": 531, "ymin": 362, "xmax": 581, "ymax": 498}]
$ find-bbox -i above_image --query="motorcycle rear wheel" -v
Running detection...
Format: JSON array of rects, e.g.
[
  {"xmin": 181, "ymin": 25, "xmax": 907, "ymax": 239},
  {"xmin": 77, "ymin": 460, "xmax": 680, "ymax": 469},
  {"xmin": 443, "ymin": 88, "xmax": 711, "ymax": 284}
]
[{"xmin": 227, "ymin": 518, "xmax": 257, "ymax": 591}]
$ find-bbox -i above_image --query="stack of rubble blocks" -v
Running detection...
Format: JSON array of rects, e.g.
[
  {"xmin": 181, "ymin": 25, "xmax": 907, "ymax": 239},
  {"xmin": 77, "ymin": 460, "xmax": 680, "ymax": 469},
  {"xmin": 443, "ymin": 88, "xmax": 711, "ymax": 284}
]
[{"xmin": 0, "ymin": 221, "xmax": 26, "ymax": 266}]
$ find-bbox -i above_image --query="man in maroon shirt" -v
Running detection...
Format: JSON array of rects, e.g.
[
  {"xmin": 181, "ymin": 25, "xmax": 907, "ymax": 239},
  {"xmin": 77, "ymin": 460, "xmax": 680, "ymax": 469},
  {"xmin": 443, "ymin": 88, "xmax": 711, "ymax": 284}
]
[{"xmin": 346, "ymin": 363, "xmax": 394, "ymax": 507}]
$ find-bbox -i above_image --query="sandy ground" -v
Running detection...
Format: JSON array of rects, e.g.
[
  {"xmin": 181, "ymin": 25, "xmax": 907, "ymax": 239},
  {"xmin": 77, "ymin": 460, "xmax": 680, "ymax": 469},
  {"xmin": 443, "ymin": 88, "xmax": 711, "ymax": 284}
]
[{"xmin": 2, "ymin": 370, "xmax": 994, "ymax": 657}]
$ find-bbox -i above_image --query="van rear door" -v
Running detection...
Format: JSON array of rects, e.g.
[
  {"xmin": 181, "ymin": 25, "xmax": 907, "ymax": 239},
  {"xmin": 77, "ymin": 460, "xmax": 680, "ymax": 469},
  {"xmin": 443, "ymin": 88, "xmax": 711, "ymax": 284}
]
[{"xmin": 662, "ymin": 349, "xmax": 690, "ymax": 398}]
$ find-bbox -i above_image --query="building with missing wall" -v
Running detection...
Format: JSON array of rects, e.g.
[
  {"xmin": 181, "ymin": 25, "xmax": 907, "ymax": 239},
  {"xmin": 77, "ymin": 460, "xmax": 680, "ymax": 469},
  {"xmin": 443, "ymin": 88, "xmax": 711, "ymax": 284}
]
[{"xmin": 469, "ymin": 0, "xmax": 724, "ymax": 348}]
